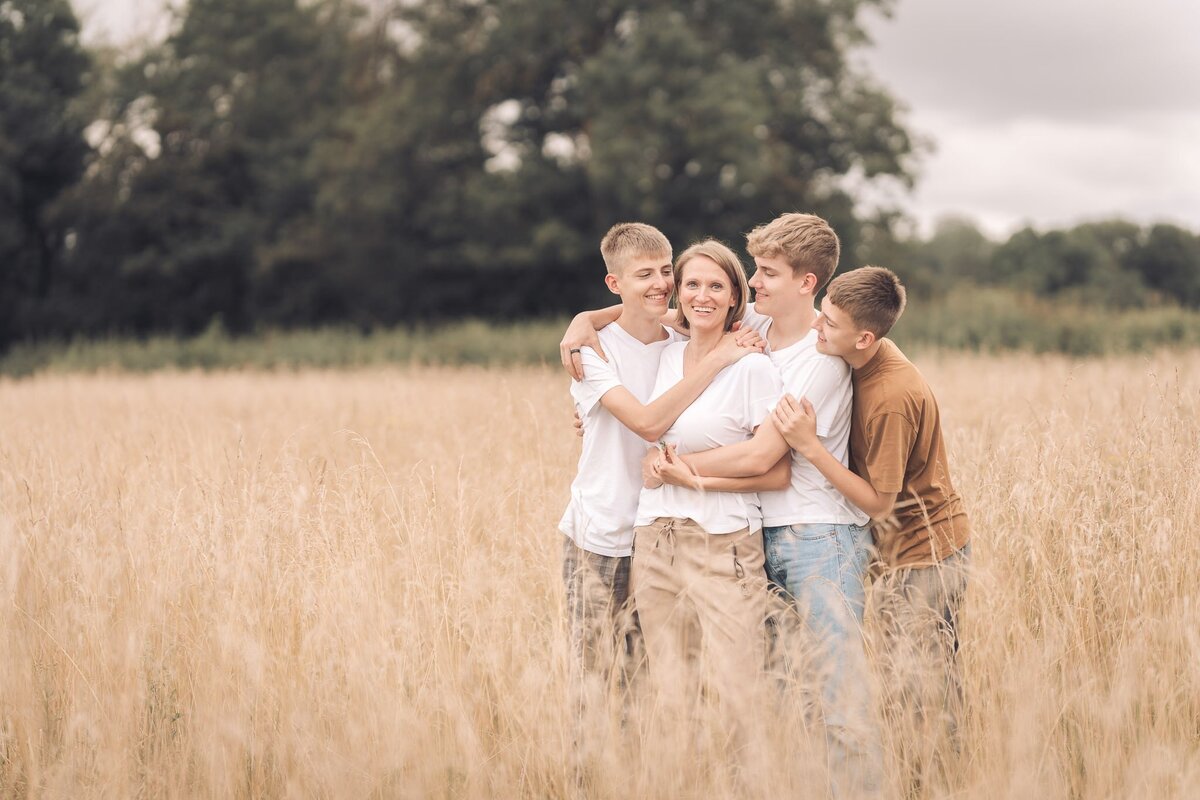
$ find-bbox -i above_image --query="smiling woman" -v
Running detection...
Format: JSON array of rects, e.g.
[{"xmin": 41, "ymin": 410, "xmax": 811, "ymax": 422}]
[
  {"xmin": 633, "ymin": 239, "xmax": 785, "ymax": 764},
  {"xmin": 669, "ymin": 240, "xmax": 749, "ymax": 334}
]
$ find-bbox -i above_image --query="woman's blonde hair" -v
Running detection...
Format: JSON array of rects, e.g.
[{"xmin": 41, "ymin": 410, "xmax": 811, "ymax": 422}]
[{"xmin": 672, "ymin": 239, "xmax": 749, "ymax": 332}]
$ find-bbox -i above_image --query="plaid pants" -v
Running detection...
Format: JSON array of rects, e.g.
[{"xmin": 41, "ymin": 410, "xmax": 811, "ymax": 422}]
[{"xmin": 561, "ymin": 535, "xmax": 640, "ymax": 690}]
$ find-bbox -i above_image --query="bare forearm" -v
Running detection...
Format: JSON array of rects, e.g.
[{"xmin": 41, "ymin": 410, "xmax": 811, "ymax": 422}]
[
  {"xmin": 659, "ymin": 310, "xmax": 687, "ymax": 336},
  {"xmin": 698, "ymin": 455, "xmax": 790, "ymax": 492},
  {"xmin": 802, "ymin": 445, "xmax": 892, "ymax": 519},
  {"xmin": 581, "ymin": 305, "xmax": 622, "ymax": 329},
  {"xmin": 627, "ymin": 355, "xmax": 728, "ymax": 441},
  {"xmin": 684, "ymin": 440, "xmax": 773, "ymax": 478},
  {"xmin": 683, "ymin": 419, "xmax": 789, "ymax": 478}
]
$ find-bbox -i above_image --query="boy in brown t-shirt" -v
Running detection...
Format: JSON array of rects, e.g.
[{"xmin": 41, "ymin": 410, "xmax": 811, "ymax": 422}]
[{"xmin": 771, "ymin": 266, "xmax": 971, "ymax": 787}]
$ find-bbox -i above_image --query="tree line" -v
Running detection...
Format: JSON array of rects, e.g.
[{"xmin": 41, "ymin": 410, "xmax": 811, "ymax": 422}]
[
  {"xmin": 3, "ymin": 0, "xmax": 1198, "ymax": 351},
  {"xmin": 866, "ymin": 216, "xmax": 1200, "ymax": 309}
]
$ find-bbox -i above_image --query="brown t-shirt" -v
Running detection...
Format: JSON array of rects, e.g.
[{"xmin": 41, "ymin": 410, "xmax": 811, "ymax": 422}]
[{"xmin": 850, "ymin": 339, "xmax": 971, "ymax": 567}]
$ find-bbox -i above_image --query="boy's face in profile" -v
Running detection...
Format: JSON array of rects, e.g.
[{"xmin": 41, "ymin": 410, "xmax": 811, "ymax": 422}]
[
  {"xmin": 813, "ymin": 297, "xmax": 866, "ymax": 359},
  {"xmin": 748, "ymin": 255, "xmax": 812, "ymax": 317},
  {"xmin": 607, "ymin": 254, "xmax": 673, "ymax": 318}
]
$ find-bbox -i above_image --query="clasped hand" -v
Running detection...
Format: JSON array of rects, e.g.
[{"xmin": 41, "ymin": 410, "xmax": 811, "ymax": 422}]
[
  {"xmin": 771, "ymin": 393, "xmax": 819, "ymax": 455},
  {"xmin": 641, "ymin": 442, "xmax": 701, "ymax": 490}
]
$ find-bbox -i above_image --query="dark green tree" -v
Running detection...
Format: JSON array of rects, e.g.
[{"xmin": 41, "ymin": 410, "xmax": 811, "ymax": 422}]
[
  {"xmin": 924, "ymin": 215, "xmax": 995, "ymax": 286},
  {"xmin": 61, "ymin": 0, "xmax": 364, "ymax": 336},
  {"xmin": 381, "ymin": 0, "xmax": 917, "ymax": 314},
  {"xmin": 295, "ymin": 1, "xmax": 526, "ymax": 325},
  {"xmin": 989, "ymin": 221, "xmax": 1146, "ymax": 307},
  {"xmin": 15, "ymin": 0, "xmax": 926, "ymax": 338},
  {"xmin": 1058, "ymin": 221, "xmax": 1146, "ymax": 307},
  {"xmin": 0, "ymin": 0, "xmax": 90, "ymax": 345},
  {"xmin": 1130, "ymin": 224, "xmax": 1200, "ymax": 307}
]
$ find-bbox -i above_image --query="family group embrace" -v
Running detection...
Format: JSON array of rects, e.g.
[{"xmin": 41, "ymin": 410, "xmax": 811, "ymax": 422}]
[{"xmin": 557, "ymin": 214, "xmax": 972, "ymax": 797}]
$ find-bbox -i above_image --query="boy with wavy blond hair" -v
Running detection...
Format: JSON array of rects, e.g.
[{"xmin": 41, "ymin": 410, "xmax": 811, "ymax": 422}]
[{"xmin": 644, "ymin": 213, "xmax": 882, "ymax": 796}]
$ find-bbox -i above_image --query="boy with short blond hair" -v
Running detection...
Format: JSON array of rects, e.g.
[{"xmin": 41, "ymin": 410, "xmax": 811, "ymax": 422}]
[
  {"xmin": 559, "ymin": 223, "xmax": 761, "ymax": 710},
  {"xmin": 600, "ymin": 222, "xmax": 671, "ymax": 270},
  {"xmin": 773, "ymin": 265, "xmax": 972, "ymax": 789}
]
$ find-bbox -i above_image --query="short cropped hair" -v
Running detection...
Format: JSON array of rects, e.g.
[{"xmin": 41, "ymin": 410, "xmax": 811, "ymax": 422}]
[
  {"xmin": 673, "ymin": 239, "xmax": 749, "ymax": 333},
  {"xmin": 600, "ymin": 222, "xmax": 672, "ymax": 274},
  {"xmin": 826, "ymin": 266, "xmax": 907, "ymax": 337},
  {"xmin": 745, "ymin": 213, "xmax": 841, "ymax": 289}
]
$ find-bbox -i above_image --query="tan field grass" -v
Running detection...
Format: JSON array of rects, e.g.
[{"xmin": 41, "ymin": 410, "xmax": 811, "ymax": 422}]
[{"xmin": 2, "ymin": 353, "xmax": 1199, "ymax": 798}]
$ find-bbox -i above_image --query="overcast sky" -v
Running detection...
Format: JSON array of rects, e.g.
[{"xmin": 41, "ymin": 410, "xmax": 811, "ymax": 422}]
[
  {"xmin": 77, "ymin": 0, "xmax": 1200, "ymax": 238},
  {"xmin": 859, "ymin": 0, "xmax": 1200, "ymax": 236}
]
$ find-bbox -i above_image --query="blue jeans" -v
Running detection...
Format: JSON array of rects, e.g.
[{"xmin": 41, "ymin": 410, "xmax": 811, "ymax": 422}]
[{"xmin": 764, "ymin": 523, "xmax": 881, "ymax": 797}]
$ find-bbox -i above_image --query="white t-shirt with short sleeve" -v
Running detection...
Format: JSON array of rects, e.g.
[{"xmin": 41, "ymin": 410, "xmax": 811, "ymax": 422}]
[
  {"xmin": 559, "ymin": 322, "xmax": 683, "ymax": 557},
  {"xmin": 759, "ymin": 328, "xmax": 868, "ymax": 526},
  {"xmin": 636, "ymin": 344, "xmax": 781, "ymax": 534}
]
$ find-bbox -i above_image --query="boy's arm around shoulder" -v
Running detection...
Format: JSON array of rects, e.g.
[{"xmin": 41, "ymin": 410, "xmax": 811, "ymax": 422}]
[
  {"xmin": 599, "ymin": 333, "xmax": 764, "ymax": 443},
  {"xmin": 560, "ymin": 305, "xmax": 622, "ymax": 380},
  {"xmin": 570, "ymin": 345, "xmax": 622, "ymax": 417},
  {"xmin": 560, "ymin": 306, "xmax": 693, "ymax": 379}
]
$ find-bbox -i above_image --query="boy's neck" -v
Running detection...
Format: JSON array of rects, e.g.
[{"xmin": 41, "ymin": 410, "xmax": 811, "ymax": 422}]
[
  {"xmin": 615, "ymin": 307, "xmax": 669, "ymax": 344},
  {"xmin": 765, "ymin": 300, "xmax": 816, "ymax": 349},
  {"xmin": 846, "ymin": 338, "xmax": 885, "ymax": 370}
]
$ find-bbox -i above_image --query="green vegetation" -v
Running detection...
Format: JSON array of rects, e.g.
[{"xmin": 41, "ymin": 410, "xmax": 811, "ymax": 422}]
[
  {"xmin": 0, "ymin": 320, "xmax": 567, "ymax": 378},
  {"xmin": 2, "ymin": 0, "xmax": 916, "ymax": 346},
  {"xmin": 5, "ymin": 1, "xmax": 1200, "ymax": 359},
  {"xmin": 890, "ymin": 288, "xmax": 1200, "ymax": 356},
  {"xmin": 6, "ymin": 291, "xmax": 1200, "ymax": 378},
  {"xmin": 867, "ymin": 217, "xmax": 1200, "ymax": 310}
]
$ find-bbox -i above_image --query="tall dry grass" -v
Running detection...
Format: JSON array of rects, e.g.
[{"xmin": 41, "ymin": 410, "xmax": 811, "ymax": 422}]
[{"xmin": 1, "ymin": 353, "xmax": 1198, "ymax": 798}]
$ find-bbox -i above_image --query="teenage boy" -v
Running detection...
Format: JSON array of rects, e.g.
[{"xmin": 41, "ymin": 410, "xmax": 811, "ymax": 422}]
[
  {"xmin": 559, "ymin": 222, "xmax": 762, "ymax": 702},
  {"xmin": 641, "ymin": 213, "xmax": 882, "ymax": 797},
  {"xmin": 771, "ymin": 266, "xmax": 972, "ymax": 788}
]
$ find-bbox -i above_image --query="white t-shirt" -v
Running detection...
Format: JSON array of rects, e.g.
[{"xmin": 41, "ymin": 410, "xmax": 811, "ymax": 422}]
[
  {"xmin": 559, "ymin": 322, "xmax": 684, "ymax": 557},
  {"xmin": 741, "ymin": 304, "xmax": 868, "ymax": 527},
  {"xmin": 636, "ymin": 343, "xmax": 781, "ymax": 534}
]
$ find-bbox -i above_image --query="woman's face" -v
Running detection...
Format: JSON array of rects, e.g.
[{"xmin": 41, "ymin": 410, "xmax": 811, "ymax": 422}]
[{"xmin": 678, "ymin": 255, "xmax": 737, "ymax": 333}]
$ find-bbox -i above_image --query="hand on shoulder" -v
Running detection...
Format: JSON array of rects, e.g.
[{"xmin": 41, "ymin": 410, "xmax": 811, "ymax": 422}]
[{"xmin": 712, "ymin": 329, "xmax": 765, "ymax": 366}]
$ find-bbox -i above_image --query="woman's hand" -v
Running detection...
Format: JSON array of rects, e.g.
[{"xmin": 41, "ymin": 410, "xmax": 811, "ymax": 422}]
[
  {"xmin": 657, "ymin": 443, "xmax": 703, "ymax": 490},
  {"xmin": 712, "ymin": 329, "xmax": 765, "ymax": 366}
]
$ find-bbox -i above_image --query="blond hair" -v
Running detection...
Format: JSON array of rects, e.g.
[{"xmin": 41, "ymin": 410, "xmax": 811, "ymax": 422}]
[
  {"xmin": 826, "ymin": 266, "xmax": 907, "ymax": 337},
  {"xmin": 745, "ymin": 213, "xmax": 841, "ymax": 289},
  {"xmin": 673, "ymin": 240, "xmax": 749, "ymax": 332},
  {"xmin": 599, "ymin": 222, "xmax": 672, "ymax": 274}
]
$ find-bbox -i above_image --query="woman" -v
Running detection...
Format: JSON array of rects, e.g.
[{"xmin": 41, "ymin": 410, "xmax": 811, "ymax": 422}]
[{"xmin": 632, "ymin": 239, "xmax": 789, "ymax": 730}]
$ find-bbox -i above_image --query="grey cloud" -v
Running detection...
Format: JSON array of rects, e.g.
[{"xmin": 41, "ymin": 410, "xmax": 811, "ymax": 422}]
[{"xmin": 862, "ymin": 0, "xmax": 1200, "ymax": 124}]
